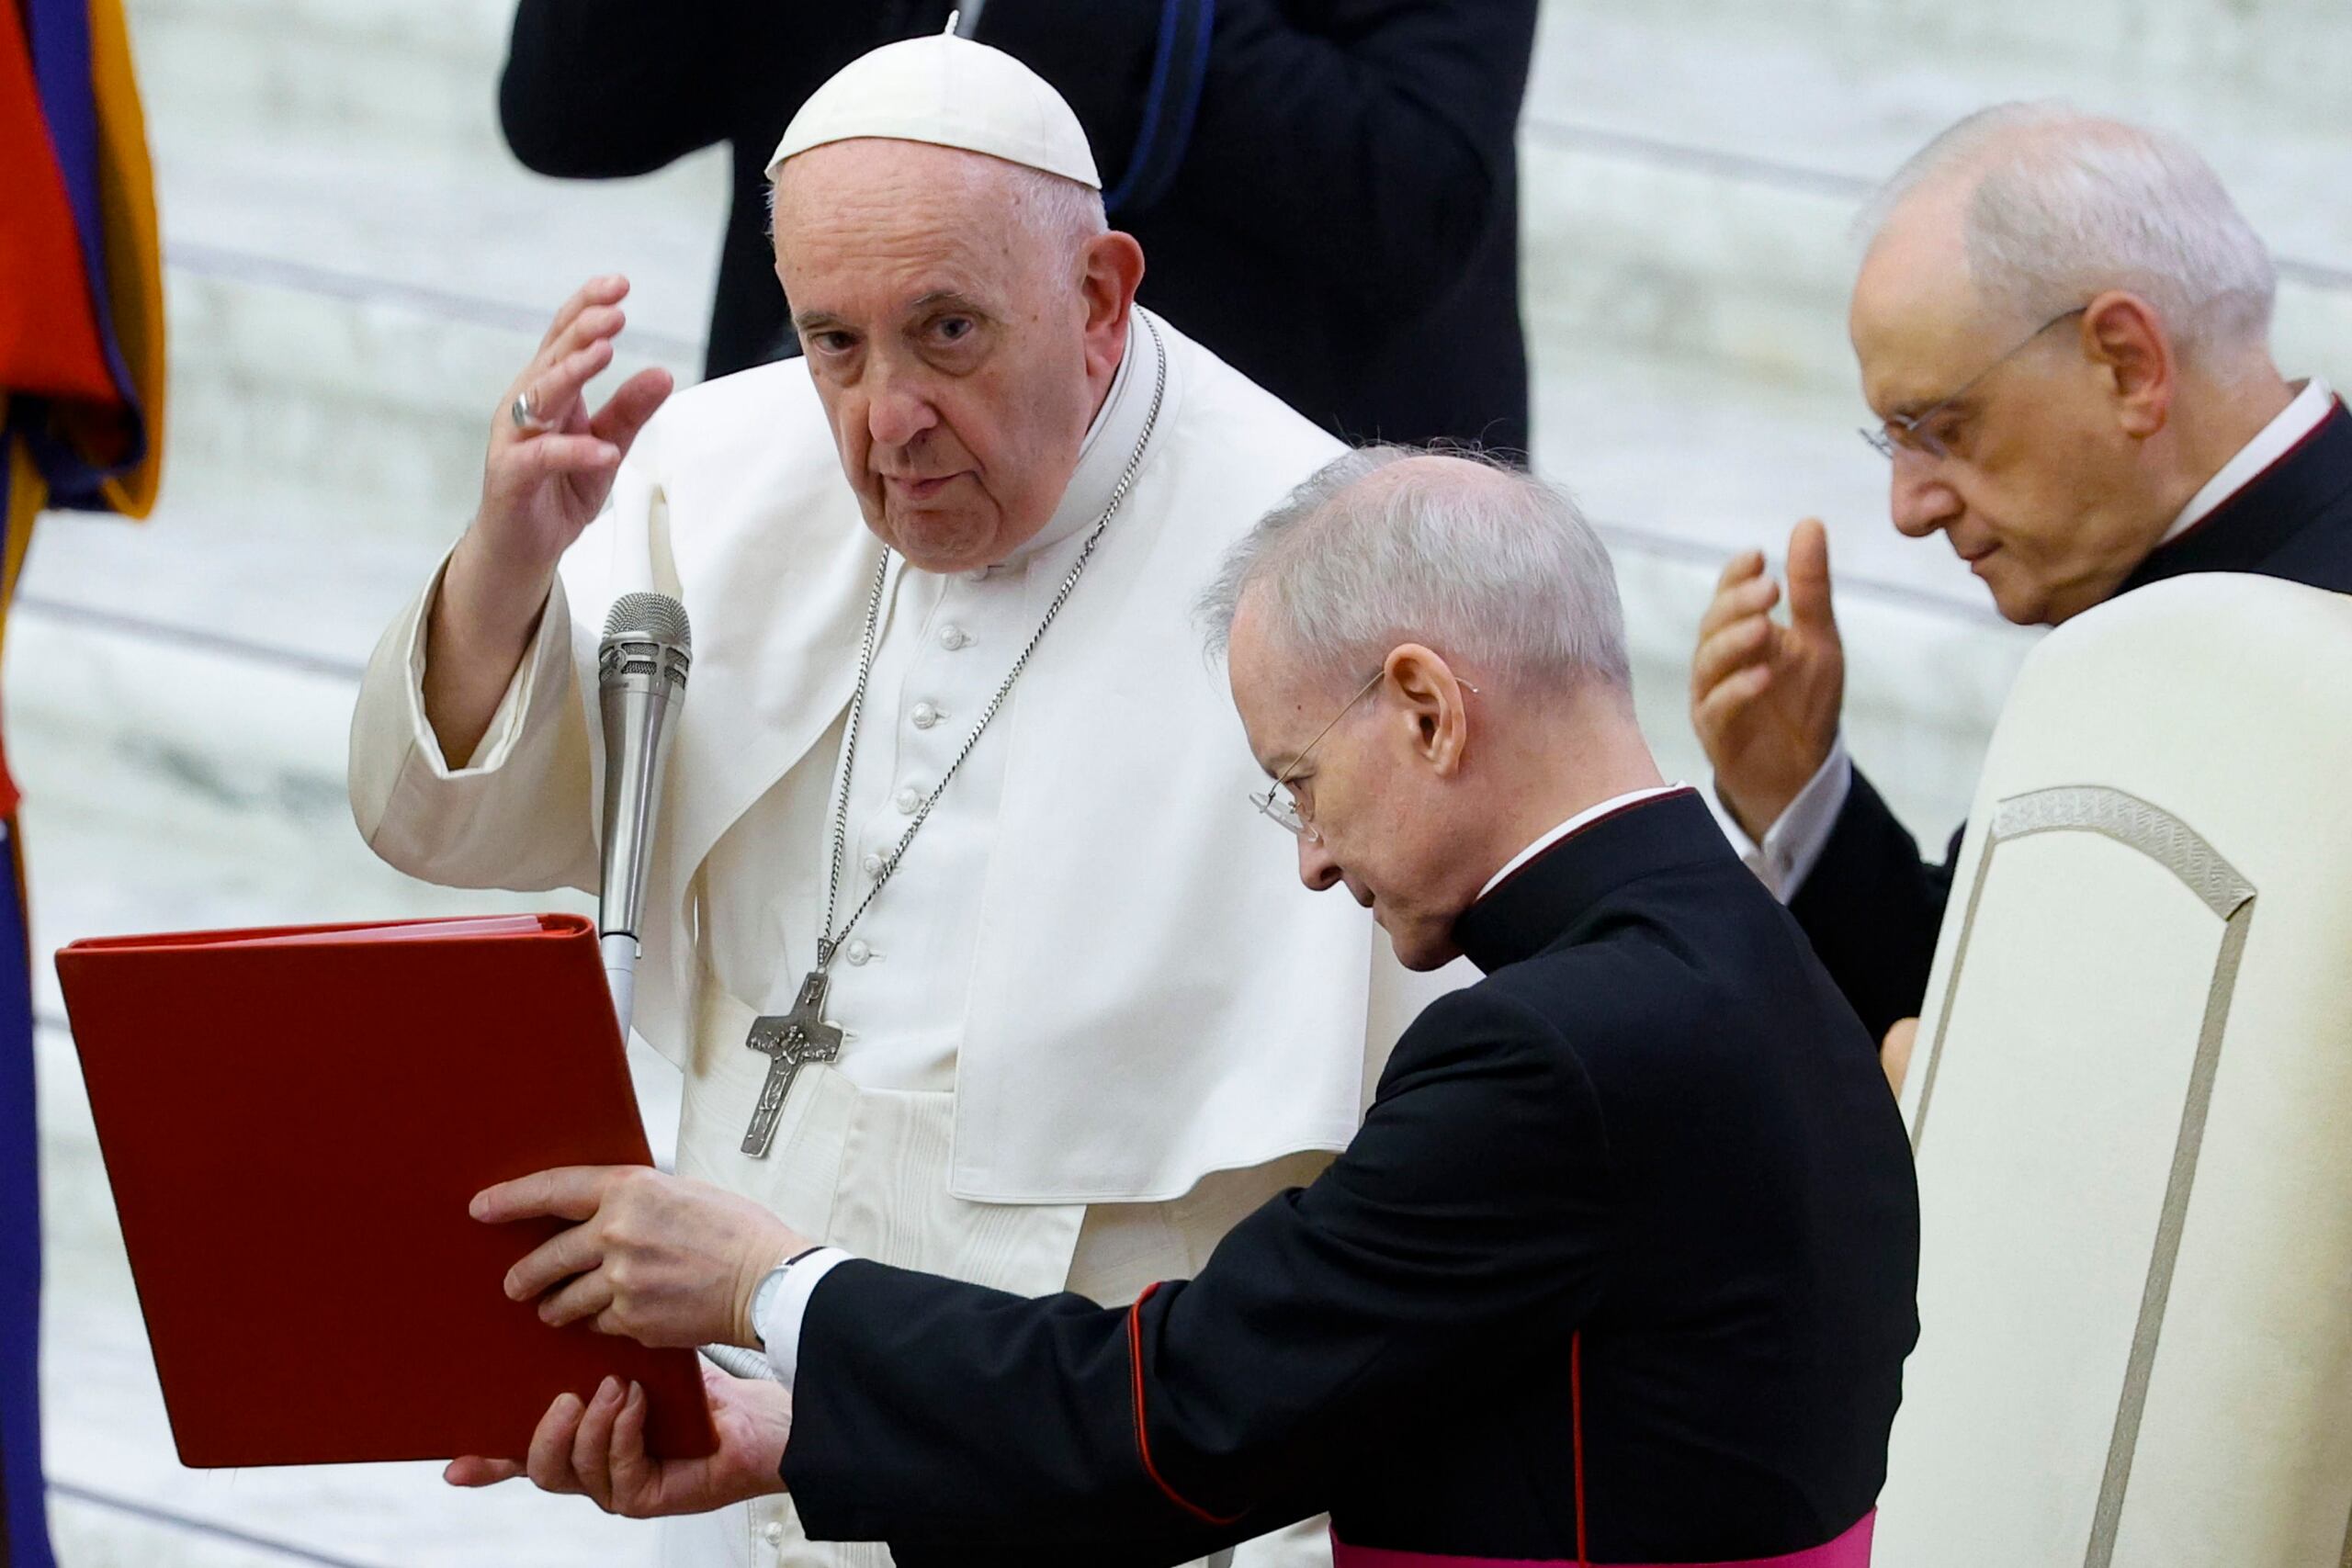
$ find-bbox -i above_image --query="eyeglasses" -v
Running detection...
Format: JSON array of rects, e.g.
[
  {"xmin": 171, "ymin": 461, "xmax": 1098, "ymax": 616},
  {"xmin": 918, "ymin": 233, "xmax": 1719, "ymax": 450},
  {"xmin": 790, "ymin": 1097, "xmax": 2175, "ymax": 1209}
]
[
  {"xmin": 1859, "ymin": 307, "xmax": 2086, "ymax": 462},
  {"xmin": 1250, "ymin": 671, "xmax": 1383, "ymax": 841},
  {"xmin": 1249, "ymin": 671, "xmax": 1480, "ymax": 841}
]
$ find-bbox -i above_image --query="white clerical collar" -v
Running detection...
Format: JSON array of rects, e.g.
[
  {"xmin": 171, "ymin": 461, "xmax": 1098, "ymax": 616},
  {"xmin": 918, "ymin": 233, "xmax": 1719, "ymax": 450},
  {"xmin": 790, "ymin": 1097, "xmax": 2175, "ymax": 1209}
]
[
  {"xmin": 1003, "ymin": 308, "xmax": 1165, "ymax": 564},
  {"xmin": 2161, "ymin": 376, "xmax": 2337, "ymax": 546},
  {"xmin": 1479, "ymin": 784, "xmax": 1690, "ymax": 898}
]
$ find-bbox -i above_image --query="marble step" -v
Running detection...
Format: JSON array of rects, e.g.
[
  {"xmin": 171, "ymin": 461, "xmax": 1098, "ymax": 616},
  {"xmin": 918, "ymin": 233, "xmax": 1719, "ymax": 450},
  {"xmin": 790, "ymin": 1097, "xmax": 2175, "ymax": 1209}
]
[
  {"xmin": 1514, "ymin": 6, "xmax": 2352, "ymax": 385},
  {"xmin": 127, "ymin": 0, "xmax": 2352, "ymax": 397},
  {"xmin": 1520, "ymin": 130, "xmax": 2352, "ymax": 397},
  {"xmin": 158, "ymin": 256, "xmax": 702, "ymax": 539},
  {"xmin": 126, "ymin": 0, "xmax": 515, "ymax": 164},
  {"xmin": 1521, "ymin": 5, "xmax": 2352, "ymax": 390},
  {"xmin": 128, "ymin": 0, "xmax": 2352, "ymax": 168},
  {"xmin": 1534, "ymin": 0, "xmax": 2352, "ymax": 133},
  {"xmin": 126, "ymin": 0, "xmax": 2352, "ymax": 432}
]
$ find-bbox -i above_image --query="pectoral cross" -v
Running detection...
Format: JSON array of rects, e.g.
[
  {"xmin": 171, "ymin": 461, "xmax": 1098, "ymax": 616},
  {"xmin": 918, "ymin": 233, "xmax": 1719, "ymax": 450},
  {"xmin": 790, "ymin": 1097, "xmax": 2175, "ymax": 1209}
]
[{"xmin": 740, "ymin": 968, "xmax": 842, "ymax": 1157}]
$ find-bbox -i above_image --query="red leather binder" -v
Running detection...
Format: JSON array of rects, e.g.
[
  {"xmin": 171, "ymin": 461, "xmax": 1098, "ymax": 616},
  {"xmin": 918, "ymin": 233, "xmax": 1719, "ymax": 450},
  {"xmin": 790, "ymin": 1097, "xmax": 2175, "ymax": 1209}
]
[{"xmin": 55, "ymin": 912, "xmax": 718, "ymax": 1467}]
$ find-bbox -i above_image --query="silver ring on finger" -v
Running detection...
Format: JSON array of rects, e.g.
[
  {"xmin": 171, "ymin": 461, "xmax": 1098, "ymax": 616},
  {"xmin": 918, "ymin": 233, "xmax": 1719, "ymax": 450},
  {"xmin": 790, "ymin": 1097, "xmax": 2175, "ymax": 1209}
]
[{"xmin": 511, "ymin": 389, "xmax": 553, "ymax": 433}]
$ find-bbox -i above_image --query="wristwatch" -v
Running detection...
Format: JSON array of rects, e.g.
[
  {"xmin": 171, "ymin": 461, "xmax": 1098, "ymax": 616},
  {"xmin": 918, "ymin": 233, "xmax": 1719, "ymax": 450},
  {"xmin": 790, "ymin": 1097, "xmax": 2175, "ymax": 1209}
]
[{"xmin": 749, "ymin": 1247, "xmax": 825, "ymax": 1348}]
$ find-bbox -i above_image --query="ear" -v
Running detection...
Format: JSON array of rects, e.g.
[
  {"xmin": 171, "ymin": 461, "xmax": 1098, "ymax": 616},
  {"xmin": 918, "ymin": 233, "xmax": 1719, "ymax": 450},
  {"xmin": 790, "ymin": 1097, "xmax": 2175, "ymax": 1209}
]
[
  {"xmin": 2079, "ymin": 290, "xmax": 2175, "ymax": 439},
  {"xmin": 1078, "ymin": 231, "xmax": 1148, "ymax": 383},
  {"xmin": 1382, "ymin": 644, "xmax": 1473, "ymax": 778}
]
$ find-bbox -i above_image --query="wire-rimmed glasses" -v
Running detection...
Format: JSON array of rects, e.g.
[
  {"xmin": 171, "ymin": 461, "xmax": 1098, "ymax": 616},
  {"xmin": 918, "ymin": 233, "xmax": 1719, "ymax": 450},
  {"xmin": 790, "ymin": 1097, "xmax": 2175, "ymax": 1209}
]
[
  {"xmin": 1250, "ymin": 670, "xmax": 1385, "ymax": 840},
  {"xmin": 1859, "ymin": 307, "xmax": 2086, "ymax": 461}
]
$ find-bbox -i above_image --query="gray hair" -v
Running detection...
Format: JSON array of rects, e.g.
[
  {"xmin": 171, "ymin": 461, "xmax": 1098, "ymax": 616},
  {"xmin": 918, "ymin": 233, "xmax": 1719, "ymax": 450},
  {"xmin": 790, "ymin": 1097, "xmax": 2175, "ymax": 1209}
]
[
  {"xmin": 1860, "ymin": 103, "xmax": 2277, "ymax": 366},
  {"xmin": 1010, "ymin": 165, "xmax": 1108, "ymax": 247},
  {"xmin": 1199, "ymin": 446, "xmax": 1631, "ymax": 699}
]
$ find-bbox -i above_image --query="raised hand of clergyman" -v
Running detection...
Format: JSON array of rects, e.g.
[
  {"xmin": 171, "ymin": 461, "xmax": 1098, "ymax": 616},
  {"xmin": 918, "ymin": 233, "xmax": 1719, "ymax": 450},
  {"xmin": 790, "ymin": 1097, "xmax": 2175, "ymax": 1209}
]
[
  {"xmin": 446, "ymin": 1362, "xmax": 793, "ymax": 1517},
  {"xmin": 1689, "ymin": 517, "xmax": 1847, "ymax": 842}
]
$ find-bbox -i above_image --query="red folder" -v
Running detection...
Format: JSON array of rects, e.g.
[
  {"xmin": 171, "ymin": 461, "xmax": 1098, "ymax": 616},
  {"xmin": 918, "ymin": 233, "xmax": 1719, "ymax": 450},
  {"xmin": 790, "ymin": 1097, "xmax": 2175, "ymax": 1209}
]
[{"xmin": 55, "ymin": 912, "xmax": 718, "ymax": 1467}]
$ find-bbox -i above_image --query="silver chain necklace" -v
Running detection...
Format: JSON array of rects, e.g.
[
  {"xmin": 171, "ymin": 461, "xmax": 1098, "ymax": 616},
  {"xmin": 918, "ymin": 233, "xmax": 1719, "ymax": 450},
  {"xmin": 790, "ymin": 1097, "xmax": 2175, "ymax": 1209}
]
[{"xmin": 736, "ymin": 314, "xmax": 1168, "ymax": 1156}]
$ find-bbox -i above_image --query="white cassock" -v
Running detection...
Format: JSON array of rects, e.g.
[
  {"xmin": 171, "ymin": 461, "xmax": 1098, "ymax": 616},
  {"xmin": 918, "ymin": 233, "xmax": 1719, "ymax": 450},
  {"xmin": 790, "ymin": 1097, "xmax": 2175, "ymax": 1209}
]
[{"xmin": 348, "ymin": 308, "xmax": 1459, "ymax": 1568}]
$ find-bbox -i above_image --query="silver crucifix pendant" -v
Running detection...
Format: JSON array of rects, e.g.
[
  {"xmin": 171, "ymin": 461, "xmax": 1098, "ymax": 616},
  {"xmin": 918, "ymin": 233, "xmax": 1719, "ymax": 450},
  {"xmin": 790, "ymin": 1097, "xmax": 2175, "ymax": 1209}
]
[{"xmin": 740, "ymin": 967, "xmax": 843, "ymax": 1157}]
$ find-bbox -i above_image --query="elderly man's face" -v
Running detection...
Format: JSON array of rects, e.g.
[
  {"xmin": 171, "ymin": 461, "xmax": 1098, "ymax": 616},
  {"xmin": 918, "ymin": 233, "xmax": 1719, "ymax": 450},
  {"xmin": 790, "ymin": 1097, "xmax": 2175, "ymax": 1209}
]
[
  {"xmin": 1227, "ymin": 599, "xmax": 1484, "ymax": 972},
  {"xmin": 1849, "ymin": 199, "xmax": 2166, "ymax": 626},
  {"xmin": 773, "ymin": 141, "xmax": 1125, "ymax": 572}
]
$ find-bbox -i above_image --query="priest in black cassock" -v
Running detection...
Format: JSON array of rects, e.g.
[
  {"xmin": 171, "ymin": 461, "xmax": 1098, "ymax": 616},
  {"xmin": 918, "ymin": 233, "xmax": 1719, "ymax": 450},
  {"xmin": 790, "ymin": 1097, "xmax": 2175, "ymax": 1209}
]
[
  {"xmin": 465, "ymin": 449, "xmax": 1920, "ymax": 1568},
  {"xmin": 1690, "ymin": 105, "xmax": 2352, "ymax": 1074}
]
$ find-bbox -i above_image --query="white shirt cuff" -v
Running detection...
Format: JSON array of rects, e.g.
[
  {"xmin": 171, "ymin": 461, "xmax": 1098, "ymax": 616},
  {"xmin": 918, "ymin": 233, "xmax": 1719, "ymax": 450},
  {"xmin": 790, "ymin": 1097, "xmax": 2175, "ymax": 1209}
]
[
  {"xmin": 1710, "ymin": 737, "xmax": 1853, "ymax": 903},
  {"xmin": 757, "ymin": 1247, "xmax": 853, "ymax": 1390}
]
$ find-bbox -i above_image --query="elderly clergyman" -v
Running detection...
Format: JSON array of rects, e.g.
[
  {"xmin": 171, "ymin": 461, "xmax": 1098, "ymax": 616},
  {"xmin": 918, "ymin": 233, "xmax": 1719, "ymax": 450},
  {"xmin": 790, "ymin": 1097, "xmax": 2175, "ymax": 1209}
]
[
  {"xmin": 1688, "ymin": 105, "xmax": 2352, "ymax": 1074},
  {"xmin": 457, "ymin": 451, "xmax": 1920, "ymax": 1568},
  {"xmin": 348, "ymin": 29, "xmax": 1442, "ymax": 1568}
]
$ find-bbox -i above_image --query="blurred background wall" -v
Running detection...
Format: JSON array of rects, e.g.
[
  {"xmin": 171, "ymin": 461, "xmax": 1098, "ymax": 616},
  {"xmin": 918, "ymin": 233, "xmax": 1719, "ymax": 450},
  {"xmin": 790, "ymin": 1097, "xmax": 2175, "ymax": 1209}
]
[{"xmin": 24, "ymin": 0, "xmax": 2349, "ymax": 1561}]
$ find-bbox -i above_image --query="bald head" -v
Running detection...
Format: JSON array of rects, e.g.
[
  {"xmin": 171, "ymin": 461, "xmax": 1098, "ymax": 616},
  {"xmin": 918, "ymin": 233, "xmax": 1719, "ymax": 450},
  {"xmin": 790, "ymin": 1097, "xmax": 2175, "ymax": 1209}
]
[
  {"xmin": 1853, "ymin": 104, "xmax": 2277, "ymax": 372},
  {"xmin": 765, "ymin": 137, "xmax": 1143, "ymax": 574}
]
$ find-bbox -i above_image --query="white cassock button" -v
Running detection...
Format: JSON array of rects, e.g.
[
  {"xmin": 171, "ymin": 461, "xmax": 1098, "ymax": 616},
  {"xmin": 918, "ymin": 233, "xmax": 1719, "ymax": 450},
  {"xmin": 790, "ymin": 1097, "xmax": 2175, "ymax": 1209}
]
[
  {"xmin": 862, "ymin": 852, "xmax": 885, "ymax": 878},
  {"xmin": 895, "ymin": 786, "xmax": 922, "ymax": 814},
  {"xmin": 910, "ymin": 701, "xmax": 940, "ymax": 729},
  {"xmin": 845, "ymin": 940, "xmax": 873, "ymax": 965},
  {"xmin": 763, "ymin": 1519, "xmax": 785, "ymax": 1545},
  {"xmin": 961, "ymin": 567, "xmax": 990, "ymax": 583},
  {"xmin": 939, "ymin": 624, "xmax": 968, "ymax": 650}
]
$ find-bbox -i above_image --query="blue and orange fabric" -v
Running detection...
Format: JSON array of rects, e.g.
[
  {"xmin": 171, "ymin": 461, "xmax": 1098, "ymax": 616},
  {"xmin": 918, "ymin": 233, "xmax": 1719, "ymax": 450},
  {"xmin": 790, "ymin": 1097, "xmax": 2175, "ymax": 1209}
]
[{"xmin": 2, "ymin": 0, "xmax": 164, "ymax": 1560}]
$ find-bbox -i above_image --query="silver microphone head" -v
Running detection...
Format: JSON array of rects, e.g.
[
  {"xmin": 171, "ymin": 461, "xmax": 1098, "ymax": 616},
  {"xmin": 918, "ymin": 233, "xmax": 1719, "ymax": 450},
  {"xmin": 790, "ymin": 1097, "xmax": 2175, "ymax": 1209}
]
[
  {"xmin": 599, "ymin": 592, "xmax": 692, "ymax": 691},
  {"xmin": 603, "ymin": 592, "xmax": 692, "ymax": 650}
]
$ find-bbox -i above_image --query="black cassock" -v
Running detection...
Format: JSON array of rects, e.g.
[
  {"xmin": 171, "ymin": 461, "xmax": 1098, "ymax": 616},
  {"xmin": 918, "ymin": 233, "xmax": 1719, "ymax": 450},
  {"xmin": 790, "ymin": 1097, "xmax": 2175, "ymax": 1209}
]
[
  {"xmin": 1793, "ymin": 399, "xmax": 2352, "ymax": 1041},
  {"xmin": 776, "ymin": 791, "xmax": 1919, "ymax": 1565}
]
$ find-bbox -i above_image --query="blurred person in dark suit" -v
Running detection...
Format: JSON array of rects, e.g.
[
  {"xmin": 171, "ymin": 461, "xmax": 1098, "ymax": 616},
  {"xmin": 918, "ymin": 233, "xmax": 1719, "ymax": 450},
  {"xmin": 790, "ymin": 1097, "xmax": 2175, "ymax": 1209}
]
[
  {"xmin": 1685, "ymin": 105, "xmax": 2352, "ymax": 1084},
  {"xmin": 498, "ymin": 1, "xmax": 1535, "ymax": 452}
]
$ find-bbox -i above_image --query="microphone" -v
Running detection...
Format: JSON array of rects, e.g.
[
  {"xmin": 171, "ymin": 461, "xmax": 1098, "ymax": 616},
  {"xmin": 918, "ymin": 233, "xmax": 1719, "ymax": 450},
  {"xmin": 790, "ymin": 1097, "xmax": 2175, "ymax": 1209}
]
[
  {"xmin": 596, "ymin": 592, "xmax": 691, "ymax": 1040},
  {"xmin": 596, "ymin": 598, "xmax": 763, "ymax": 1387}
]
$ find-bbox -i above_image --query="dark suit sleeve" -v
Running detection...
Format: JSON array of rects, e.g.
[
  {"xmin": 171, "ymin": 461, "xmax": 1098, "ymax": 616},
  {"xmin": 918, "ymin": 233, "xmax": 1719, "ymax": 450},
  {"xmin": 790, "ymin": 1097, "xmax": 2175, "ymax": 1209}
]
[
  {"xmin": 499, "ymin": 1, "xmax": 733, "ymax": 176},
  {"xmin": 978, "ymin": 0, "xmax": 1538, "ymax": 320},
  {"xmin": 1787, "ymin": 767, "xmax": 1962, "ymax": 1042},
  {"xmin": 780, "ymin": 985, "xmax": 1613, "ymax": 1552}
]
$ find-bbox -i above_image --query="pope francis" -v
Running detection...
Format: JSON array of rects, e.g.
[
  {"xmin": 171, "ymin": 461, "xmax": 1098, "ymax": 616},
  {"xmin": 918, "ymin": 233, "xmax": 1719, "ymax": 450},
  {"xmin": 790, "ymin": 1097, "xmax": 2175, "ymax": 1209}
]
[{"xmin": 346, "ymin": 27, "xmax": 1440, "ymax": 1568}]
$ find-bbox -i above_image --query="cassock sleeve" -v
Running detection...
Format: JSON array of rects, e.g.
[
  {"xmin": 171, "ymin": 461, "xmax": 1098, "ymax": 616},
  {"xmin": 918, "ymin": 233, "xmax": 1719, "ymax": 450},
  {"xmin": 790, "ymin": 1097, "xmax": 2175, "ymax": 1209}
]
[
  {"xmin": 780, "ymin": 983, "xmax": 1613, "ymax": 1556},
  {"xmin": 1786, "ymin": 766, "xmax": 1964, "ymax": 1041},
  {"xmin": 977, "ymin": 0, "xmax": 1538, "ymax": 322}
]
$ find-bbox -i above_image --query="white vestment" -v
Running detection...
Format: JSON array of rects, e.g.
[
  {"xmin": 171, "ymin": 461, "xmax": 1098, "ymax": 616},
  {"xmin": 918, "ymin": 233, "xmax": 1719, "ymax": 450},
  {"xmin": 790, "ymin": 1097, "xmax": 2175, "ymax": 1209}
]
[{"xmin": 349, "ymin": 310, "xmax": 1457, "ymax": 1567}]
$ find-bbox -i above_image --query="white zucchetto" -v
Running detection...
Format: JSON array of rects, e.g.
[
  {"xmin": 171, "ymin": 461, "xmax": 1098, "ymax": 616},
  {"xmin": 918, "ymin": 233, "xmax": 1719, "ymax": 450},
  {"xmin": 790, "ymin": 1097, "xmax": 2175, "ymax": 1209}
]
[{"xmin": 765, "ymin": 19, "xmax": 1102, "ymax": 189}]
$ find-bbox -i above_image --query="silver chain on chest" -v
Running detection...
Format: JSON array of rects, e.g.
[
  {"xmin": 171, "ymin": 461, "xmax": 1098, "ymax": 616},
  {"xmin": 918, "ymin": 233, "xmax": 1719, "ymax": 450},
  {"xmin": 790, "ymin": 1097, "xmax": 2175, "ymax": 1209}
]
[{"xmin": 813, "ymin": 314, "xmax": 1169, "ymax": 970}]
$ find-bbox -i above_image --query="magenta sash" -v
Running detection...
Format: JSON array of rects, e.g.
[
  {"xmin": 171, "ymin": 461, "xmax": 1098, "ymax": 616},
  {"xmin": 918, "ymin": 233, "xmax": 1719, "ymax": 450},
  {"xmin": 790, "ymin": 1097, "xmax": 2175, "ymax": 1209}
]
[{"xmin": 1330, "ymin": 1509, "xmax": 1873, "ymax": 1568}]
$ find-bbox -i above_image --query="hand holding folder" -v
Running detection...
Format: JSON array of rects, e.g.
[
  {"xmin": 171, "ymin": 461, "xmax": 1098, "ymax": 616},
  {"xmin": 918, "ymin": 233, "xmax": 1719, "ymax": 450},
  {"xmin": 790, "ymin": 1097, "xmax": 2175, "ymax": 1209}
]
[{"xmin": 56, "ymin": 912, "xmax": 718, "ymax": 1468}]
